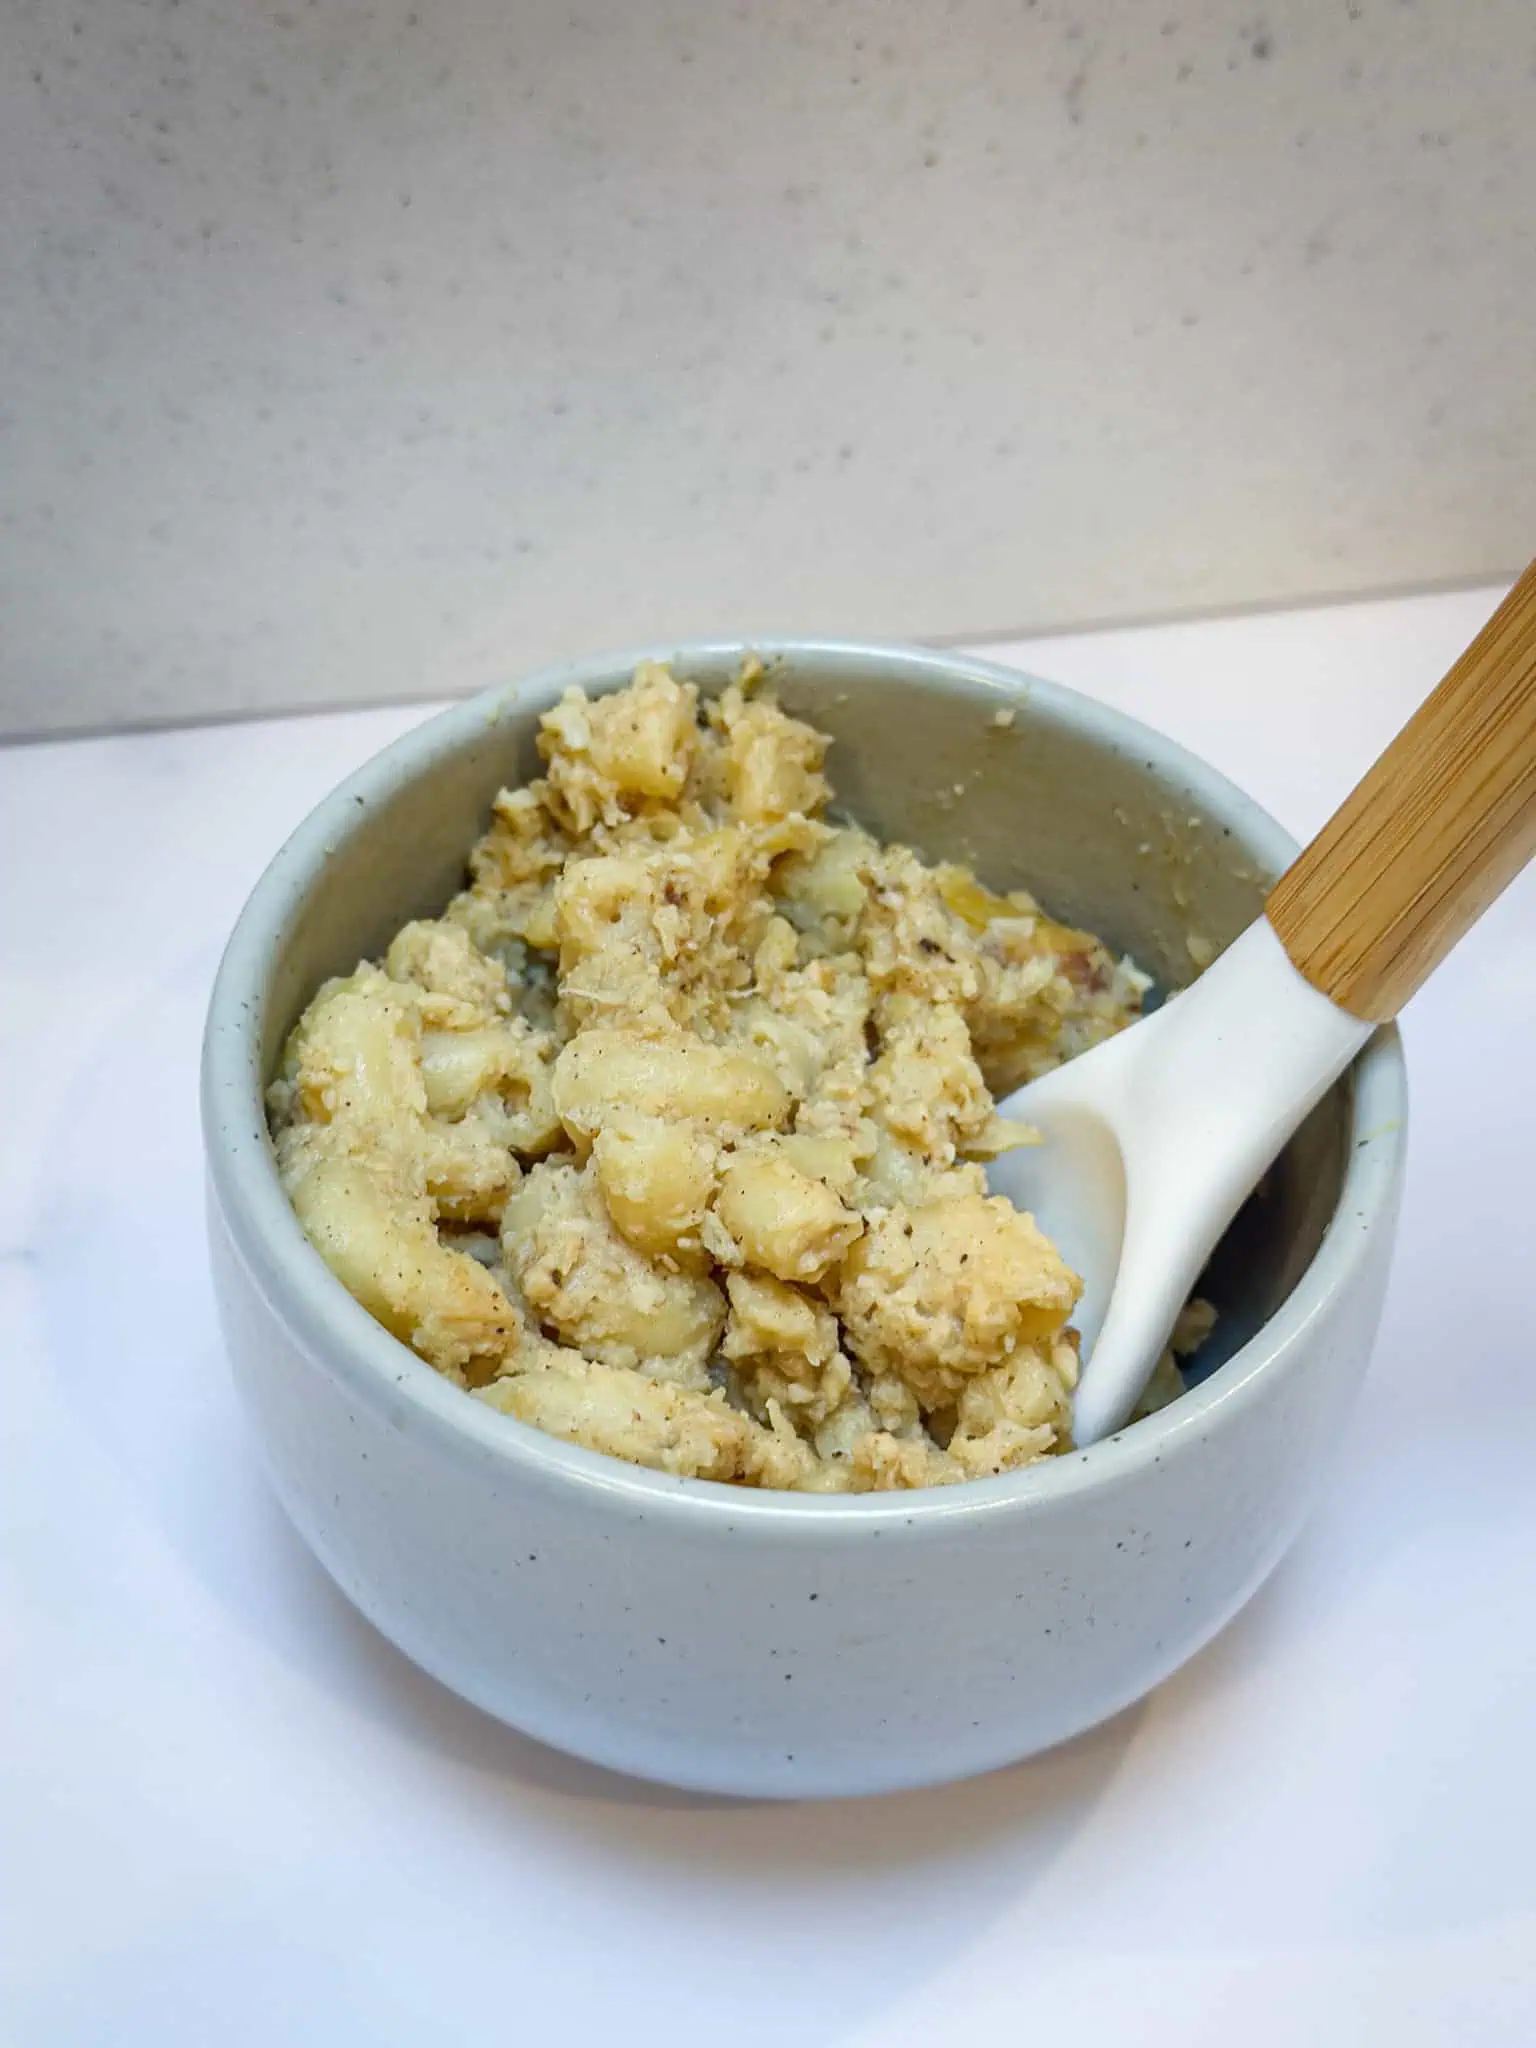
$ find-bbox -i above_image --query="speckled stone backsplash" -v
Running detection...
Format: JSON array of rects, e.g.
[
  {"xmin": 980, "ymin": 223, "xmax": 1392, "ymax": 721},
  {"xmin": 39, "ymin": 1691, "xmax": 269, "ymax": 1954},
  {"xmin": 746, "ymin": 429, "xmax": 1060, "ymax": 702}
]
[{"xmin": 4, "ymin": 0, "xmax": 1532, "ymax": 736}]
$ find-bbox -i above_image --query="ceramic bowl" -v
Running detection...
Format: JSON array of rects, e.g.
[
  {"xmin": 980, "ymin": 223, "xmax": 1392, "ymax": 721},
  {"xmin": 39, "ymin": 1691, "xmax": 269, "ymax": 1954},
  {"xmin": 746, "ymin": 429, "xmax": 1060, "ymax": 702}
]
[{"xmin": 202, "ymin": 641, "xmax": 1406, "ymax": 1798}]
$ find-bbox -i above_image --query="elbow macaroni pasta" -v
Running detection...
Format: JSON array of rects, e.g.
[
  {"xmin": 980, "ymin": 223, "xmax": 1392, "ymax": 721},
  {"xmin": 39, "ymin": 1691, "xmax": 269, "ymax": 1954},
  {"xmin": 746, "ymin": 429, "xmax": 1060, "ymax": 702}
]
[{"xmin": 270, "ymin": 659, "xmax": 1194, "ymax": 1491}]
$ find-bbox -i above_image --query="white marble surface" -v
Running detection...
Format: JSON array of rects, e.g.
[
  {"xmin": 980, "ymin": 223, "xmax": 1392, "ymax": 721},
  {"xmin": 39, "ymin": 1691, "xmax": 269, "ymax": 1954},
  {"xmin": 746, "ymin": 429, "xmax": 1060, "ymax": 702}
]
[
  {"xmin": 4, "ymin": 0, "xmax": 1534, "ymax": 737},
  {"xmin": 5, "ymin": 585, "xmax": 1536, "ymax": 2043}
]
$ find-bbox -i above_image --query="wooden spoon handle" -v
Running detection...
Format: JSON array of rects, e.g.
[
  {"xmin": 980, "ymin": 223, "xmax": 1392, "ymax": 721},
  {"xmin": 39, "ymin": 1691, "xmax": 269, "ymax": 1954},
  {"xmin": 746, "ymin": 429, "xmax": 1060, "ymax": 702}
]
[{"xmin": 1268, "ymin": 562, "xmax": 1536, "ymax": 1021}]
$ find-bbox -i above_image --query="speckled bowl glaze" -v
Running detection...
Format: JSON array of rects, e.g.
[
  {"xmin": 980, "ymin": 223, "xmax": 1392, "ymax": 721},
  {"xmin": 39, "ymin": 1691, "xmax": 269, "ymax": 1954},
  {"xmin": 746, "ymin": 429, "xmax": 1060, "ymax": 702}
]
[{"xmin": 202, "ymin": 641, "xmax": 1407, "ymax": 1798}]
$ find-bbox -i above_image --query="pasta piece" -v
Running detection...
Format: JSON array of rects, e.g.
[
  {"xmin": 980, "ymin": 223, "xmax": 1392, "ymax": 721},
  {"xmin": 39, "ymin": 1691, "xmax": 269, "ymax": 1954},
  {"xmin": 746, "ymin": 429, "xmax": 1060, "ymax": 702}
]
[
  {"xmin": 868, "ymin": 996, "xmax": 993, "ymax": 1167},
  {"xmin": 552, "ymin": 1028, "xmax": 790, "ymax": 1148},
  {"xmin": 278, "ymin": 1127, "xmax": 518, "ymax": 1383},
  {"xmin": 858, "ymin": 845, "xmax": 983, "ymax": 1008},
  {"xmin": 479, "ymin": 1352, "xmax": 752, "ymax": 1481},
  {"xmin": 477, "ymin": 1351, "xmax": 824, "ymax": 1490},
  {"xmin": 707, "ymin": 682, "xmax": 830, "ymax": 823},
  {"xmin": 837, "ymin": 1191, "xmax": 1081, "ymax": 1407},
  {"xmin": 384, "ymin": 918, "xmax": 514, "ymax": 1022},
  {"xmin": 538, "ymin": 662, "xmax": 699, "ymax": 833},
  {"xmin": 720, "ymin": 1271, "xmax": 852, "ymax": 1426},
  {"xmin": 501, "ymin": 1162, "xmax": 725, "ymax": 1380},
  {"xmin": 417, "ymin": 1018, "xmax": 561, "ymax": 1155},
  {"xmin": 273, "ymin": 966, "xmax": 427, "ymax": 1134},
  {"xmin": 712, "ymin": 1141, "xmax": 863, "ymax": 1285},
  {"xmin": 419, "ymin": 1106, "xmax": 522, "ymax": 1225},
  {"xmin": 772, "ymin": 827, "xmax": 872, "ymax": 955},
  {"xmin": 942, "ymin": 1332, "xmax": 1079, "ymax": 1476},
  {"xmin": 591, "ymin": 1112, "xmax": 718, "ymax": 1259}
]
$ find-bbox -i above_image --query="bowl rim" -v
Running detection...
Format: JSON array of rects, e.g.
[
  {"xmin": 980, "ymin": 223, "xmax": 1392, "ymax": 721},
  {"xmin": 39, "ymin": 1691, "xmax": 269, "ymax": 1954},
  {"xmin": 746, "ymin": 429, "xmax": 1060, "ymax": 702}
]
[{"xmin": 202, "ymin": 635, "xmax": 1408, "ymax": 1532}]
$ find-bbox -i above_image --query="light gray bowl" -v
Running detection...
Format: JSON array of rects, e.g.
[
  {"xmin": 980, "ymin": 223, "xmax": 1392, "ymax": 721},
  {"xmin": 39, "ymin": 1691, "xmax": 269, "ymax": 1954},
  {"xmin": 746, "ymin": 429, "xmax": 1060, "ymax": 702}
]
[{"xmin": 202, "ymin": 641, "xmax": 1407, "ymax": 1798}]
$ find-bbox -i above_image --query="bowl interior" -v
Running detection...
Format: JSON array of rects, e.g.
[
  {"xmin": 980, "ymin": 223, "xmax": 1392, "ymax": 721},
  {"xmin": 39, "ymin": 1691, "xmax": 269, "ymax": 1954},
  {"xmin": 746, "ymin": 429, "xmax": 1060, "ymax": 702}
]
[{"xmin": 256, "ymin": 642, "xmax": 1347, "ymax": 1404}]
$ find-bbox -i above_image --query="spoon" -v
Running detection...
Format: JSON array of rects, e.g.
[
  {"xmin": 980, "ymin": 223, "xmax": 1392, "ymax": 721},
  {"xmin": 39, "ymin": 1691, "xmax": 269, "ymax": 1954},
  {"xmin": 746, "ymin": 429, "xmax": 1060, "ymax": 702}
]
[{"xmin": 988, "ymin": 561, "xmax": 1536, "ymax": 1446}]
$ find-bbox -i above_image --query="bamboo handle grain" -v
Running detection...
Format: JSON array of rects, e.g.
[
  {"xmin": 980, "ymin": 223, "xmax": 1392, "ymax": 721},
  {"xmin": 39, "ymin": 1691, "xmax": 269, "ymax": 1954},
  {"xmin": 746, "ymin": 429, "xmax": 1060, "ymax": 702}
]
[{"xmin": 1267, "ymin": 562, "xmax": 1536, "ymax": 1022}]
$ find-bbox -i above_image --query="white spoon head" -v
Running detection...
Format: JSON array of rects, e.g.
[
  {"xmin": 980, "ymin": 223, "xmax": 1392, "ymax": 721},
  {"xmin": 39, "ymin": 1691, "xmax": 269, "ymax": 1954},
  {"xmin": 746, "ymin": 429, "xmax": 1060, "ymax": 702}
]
[{"xmin": 984, "ymin": 1099, "xmax": 1126, "ymax": 1362}]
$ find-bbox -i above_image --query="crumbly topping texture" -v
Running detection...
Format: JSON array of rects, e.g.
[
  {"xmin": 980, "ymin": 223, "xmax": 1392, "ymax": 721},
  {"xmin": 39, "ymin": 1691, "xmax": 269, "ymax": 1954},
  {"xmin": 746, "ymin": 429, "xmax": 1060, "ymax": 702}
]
[{"xmin": 269, "ymin": 661, "xmax": 1172, "ymax": 1492}]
